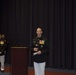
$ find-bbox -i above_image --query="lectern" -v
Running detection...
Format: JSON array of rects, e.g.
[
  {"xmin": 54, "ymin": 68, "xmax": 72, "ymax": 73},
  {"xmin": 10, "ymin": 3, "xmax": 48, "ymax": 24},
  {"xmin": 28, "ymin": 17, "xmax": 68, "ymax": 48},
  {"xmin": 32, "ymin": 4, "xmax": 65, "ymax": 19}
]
[{"xmin": 11, "ymin": 47, "xmax": 28, "ymax": 75}]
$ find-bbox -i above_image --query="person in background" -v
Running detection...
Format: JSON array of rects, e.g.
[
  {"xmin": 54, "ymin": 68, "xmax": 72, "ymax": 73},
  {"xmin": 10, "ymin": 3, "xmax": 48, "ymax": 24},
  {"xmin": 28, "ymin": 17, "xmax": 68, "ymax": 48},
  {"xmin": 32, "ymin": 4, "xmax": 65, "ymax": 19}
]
[
  {"xmin": 31, "ymin": 28, "xmax": 48, "ymax": 75},
  {"xmin": 0, "ymin": 34, "xmax": 7, "ymax": 72}
]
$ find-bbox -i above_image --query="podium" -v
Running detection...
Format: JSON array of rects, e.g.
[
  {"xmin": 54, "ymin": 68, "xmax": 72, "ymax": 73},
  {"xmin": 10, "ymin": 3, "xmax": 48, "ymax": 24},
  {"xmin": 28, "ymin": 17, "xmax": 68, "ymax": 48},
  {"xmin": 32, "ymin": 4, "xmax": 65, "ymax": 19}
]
[{"xmin": 11, "ymin": 47, "xmax": 28, "ymax": 75}]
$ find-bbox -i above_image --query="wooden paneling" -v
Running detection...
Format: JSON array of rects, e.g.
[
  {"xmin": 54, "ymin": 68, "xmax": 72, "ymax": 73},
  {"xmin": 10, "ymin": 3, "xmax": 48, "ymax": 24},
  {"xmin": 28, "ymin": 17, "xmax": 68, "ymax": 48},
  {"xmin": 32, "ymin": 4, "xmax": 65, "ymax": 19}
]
[{"xmin": 11, "ymin": 47, "xmax": 28, "ymax": 75}]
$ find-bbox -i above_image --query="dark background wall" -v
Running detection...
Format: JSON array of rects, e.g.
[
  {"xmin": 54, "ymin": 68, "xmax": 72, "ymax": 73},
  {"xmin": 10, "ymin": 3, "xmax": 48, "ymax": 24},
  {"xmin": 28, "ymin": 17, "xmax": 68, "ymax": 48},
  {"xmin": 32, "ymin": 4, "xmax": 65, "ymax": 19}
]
[{"xmin": 0, "ymin": 0, "xmax": 76, "ymax": 70}]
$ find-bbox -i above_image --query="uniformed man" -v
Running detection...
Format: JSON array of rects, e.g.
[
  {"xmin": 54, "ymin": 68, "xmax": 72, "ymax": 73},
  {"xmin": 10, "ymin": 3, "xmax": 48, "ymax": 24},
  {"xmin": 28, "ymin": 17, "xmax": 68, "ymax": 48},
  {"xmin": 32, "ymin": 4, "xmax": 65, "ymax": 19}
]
[
  {"xmin": 31, "ymin": 28, "xmax": 48, "ymax": 75},
  {"xmin": 0, "ymin": 34, "xmax": 7, "ymax": 72}
]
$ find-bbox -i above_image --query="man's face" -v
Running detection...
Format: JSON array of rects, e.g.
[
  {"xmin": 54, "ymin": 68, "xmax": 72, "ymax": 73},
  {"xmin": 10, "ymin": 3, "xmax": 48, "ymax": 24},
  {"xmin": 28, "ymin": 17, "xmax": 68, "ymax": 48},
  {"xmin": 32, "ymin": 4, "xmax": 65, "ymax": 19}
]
[{"xmin": 36, "ymin": 28, "xmax": 42, "ymax": 36}]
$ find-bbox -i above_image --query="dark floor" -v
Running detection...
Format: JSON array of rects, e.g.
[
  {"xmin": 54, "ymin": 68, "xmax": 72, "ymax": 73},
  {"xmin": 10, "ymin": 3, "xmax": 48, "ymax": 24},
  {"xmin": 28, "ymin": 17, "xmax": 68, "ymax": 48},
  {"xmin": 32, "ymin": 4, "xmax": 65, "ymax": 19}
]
[{"xmin": 0, "ymin": 72, "xmax": 11, "ymax": 75}]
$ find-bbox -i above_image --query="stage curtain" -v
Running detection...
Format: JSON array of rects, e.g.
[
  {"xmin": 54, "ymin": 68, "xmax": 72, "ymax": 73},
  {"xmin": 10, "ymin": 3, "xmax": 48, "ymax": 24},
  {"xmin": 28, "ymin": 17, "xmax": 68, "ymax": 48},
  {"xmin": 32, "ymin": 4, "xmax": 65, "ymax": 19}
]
[{"xmin": 0, "ymin": 0, "xmax": 76, "ymax": 70}]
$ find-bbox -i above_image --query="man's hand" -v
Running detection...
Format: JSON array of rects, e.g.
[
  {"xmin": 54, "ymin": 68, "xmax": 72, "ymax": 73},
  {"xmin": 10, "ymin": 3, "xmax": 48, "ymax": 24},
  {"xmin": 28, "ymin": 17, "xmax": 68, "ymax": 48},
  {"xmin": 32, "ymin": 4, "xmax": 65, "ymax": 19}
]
[
  {"xmin": 37, "ymin": 51, "xmax": 41, "ymax": 54},
  {"xmin": 34, "ymin": 48, "xmax": 38, "ymax": 51}
]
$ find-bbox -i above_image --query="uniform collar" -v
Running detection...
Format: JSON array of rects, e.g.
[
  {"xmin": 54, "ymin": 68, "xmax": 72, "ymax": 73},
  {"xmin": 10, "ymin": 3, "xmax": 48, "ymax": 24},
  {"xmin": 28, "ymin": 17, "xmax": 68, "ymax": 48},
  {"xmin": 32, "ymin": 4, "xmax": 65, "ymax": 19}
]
[{"xmin": 36, "ymin": 36, "xmax": 43, "ymax": 39}]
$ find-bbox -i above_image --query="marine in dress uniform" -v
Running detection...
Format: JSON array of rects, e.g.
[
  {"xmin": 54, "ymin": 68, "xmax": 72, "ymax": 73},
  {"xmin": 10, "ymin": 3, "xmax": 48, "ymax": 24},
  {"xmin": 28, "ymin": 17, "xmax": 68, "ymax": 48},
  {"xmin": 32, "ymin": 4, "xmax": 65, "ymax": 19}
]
[
  {"xmin": 31, "ymin": 28, "xmax": 48, "ymax": 75},
  {"xmin": 0, "ymin": 34, "xmax": 7, "ymax": 72}
]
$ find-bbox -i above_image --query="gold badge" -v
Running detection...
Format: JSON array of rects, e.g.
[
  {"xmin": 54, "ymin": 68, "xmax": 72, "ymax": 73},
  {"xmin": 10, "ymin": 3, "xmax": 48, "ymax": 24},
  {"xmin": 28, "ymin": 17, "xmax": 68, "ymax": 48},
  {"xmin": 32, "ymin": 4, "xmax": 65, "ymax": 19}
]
[
  {"xmin": 39, "ymin": 40, "xmax": 45, "ymax": 44},
  {"xmin": 0, "ymin": 41, "xmax": 4, "ymax": 45}
]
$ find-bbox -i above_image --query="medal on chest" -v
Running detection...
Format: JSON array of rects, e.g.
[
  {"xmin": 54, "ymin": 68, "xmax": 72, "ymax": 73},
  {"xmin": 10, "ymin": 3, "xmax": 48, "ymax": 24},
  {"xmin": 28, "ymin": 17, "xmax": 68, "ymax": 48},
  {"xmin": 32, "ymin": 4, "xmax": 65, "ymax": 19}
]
[
  {"xmin": 39, "ymin": 40, "xmax": 45, "ymax": 44},
  {"xmin": 0, "ymin": 41, "xmax": 4, "ymax": 45}
]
